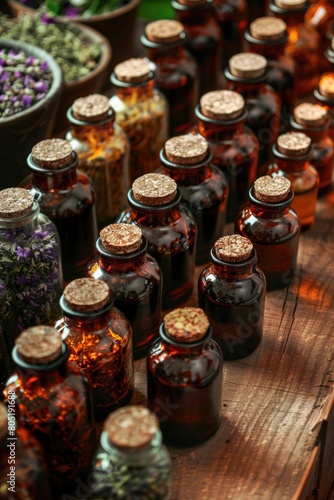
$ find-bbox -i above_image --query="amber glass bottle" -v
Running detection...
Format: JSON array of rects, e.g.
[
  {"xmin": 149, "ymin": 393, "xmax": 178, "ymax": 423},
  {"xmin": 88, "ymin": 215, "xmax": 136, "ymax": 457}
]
[
  {"xmin": 147, "ymin": 307, "xmax": 223, "ymax": 445},
  {"xmin": 305, "ymin": 0, "xmax": 334, "ymax": 73},
  {"xmin": 86, "ymin": 223, "xmax": 162, "ymax": 358},
  {"xmin": 141, "ymin": 19, "xmax": 199, "ymax": 137},
  {"xmin": 214, "ymin": 0, "xmax": 248, "ymax": 66},
  {"xmin": 314, "ymin": 72, "xmax": 334, "ymax": 142},
  {"xmin": 198, "ymin": 235, "xmax": 266, "ymax": 360}
]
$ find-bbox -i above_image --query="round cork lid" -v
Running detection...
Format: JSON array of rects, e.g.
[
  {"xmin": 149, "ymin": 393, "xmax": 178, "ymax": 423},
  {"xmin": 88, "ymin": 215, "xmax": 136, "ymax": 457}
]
[
  {"xmin": 0, "ymin": 188, "xmax": 33, "ymax": 219},
  {"xmin": 72, "ymin": 94, "xmax": 111, "ymax": 122},
  {"xmin": 114, "ymin": 58, "xmax": 151, "ymax": 83},
  {"xmin": 275, "ymin": 0, "xmax": 305, "ymax": 8},
  {"xmin": 250, "ymin": 17, "xmax": 287, "ymax": 41},
  {"xmin": 165, "ymin": 134, "xmax": 208, "ymax": 165},
  {"xmin": 32, "ymin": 139, "xmax": 73, "ymax": 169},
  {"xmin": 229, "ymin": 53, "xmax": 267, "ymax": 79},
  {"xmin": 63, "ymin": 278, "xmax": 110, "ymax": 312},
  {"xmin": 276, "ymin": 132, "xmax": 311, "ymax": 156},
  {"xmin": 164, "ymin": 307, "xmax": 210, "ymax": 343},
  {"xmin": 319, "ymin": 73, "xmax": 334, "ymax": 99},
  {"xmin": 215, "ymin": 235, "xmax": 253, "ymax": 263},
  {"xmin": 132, "ymin": 173, "xmax": 177, "ymax": 206},
  {"xmin": 293, "ymin": 103, "xmax": 328, "ymax": 127},
  {"xmin": 104, "ymin": 406, "xmax": 159, "ymax": 451},
  {"xmin": 254, "ymin": 175, "xmax": 291, "ymax": 203},
  {"xmin": 100, "ymin": 223, "xmax": 142, "ymax": 254},
  {"xmin": 0, "ymin": 403, "xmax": 7, "ymax": 440},
  {"xmin": 145, "ymin": 20, "xmax": 184, "ymax": 44},
  {"xmin": 200, "ymin": 90, "xmax": 245, "ymax": 120},
  {"xmin": 15, "ymin": 326, "xmax": 62, "ymax": 365}
]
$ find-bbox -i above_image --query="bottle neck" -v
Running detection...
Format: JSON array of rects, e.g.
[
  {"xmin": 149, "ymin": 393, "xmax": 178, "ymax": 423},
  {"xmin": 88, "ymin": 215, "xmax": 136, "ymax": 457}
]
[
  {"xmin": 160, "ymin": 149, "xmax": 212, "ymax": 185},
  {"xmin": 210, "ymin": 248, "xmax": 258, "ymax": 279},
  {"xmin": 31, "ymin": 165, "xmax": 78, "ymax": 191},
  {"xmin": 225, "ymin": 68, "xmax": 267, "ymax": 97},
  {"xmin": 0, "ymin": 199, "xmax": 40, "ymax": 232},
  {"xmin": 269, "ymin": 2, "xmax": 306, "ymax": 23},
  {"xmin": 273, "ymin": 145, "xmax": 312, "ymax": 173},
  {"xmin": 249, "ymin": 187, "xmax": 293, "ymax": 219},
  {"xmin": 69, "ymin": 118, "xmax": 115, "ymax": 144},
  {"xmin": 159, "ymin": 322, "xmax": 212, "ymax": 355},
  {"xmin": 114, "ymin": 79, "xmax": 155, "ymax": 104},
  {"xmin": 244, "ymin": 30, "xmax": 286, "ymax": 60},
  {"xmin": 127, "ymin": 190, "xmax": 183, "ymax": 226},
  {"xmin": 173, "ymin": 2, "xmax": 214, "ymax": 25},
  {"xmin": 195, "ymin": 105, "xmax": 246, "ymax": 142},
  {"xmin": 60, "ymin": 295, "xmax": 114, "ymax": 333},
  {"xmin": 289, "ymin": 116, "xmax": 329, "ymax": 142},
  {"xmin": 96, "ymin": 237, "xmax": 147, "ymax": 272},
  {"xmin": 146, "ymin": 45, "xmax": 185, "ymax": 63}
]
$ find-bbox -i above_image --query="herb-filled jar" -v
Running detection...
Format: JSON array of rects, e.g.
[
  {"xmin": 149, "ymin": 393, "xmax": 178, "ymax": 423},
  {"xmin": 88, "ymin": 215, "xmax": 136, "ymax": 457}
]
[
  {"xmin": 110, "ymin": 58, "xmax": 168, "ymax": 183},
  {"xmin": 141, "ymin": 19, "xmax": 199, "ymax": 137},
  {"xmin": 66, "ymin": 93, "xmax": 130, "ymax": 228},
  {"xmin": 117, "ymin": 173, "xmax": 197, "ymax": 310},
  {"xmin": 86, "ymin": 223, "xmax": 162, "ymax": 359},
  {"xmin": 160, "ymin": 134, "xmax": 228, "ymax": 265},
  {"xmin": 305, "ymin": 0, "xmax": 334, "ymax": 73},
  {"xmin": 214, "ymin": 0, "xmax": 248, "ymax": 66},
  {"xmin": 314, "ymin": 73, "xmax": 334, "ymax": 142},
  {"xmin": 55, "ymin": 278, "xmax": 134, "ymax": 420},
  {"xmin": 21, "ymin": 138, "xmax": 98, "ymax": 283},
  {"xmin": 89, "ymin": 406, "xmax": 172, "ymax": 499},
  {"xmin": 0, "ymin": 187, "xmax": 63, "ymax": 333},
  {"xmin": 235, "ymin": 176, "xmax": 301, "ymax": 290},
  {"xmin": 198, "ymin": 235, "xmax": 266, "ymax": 360},
  {"xmin": 3, "ymin": 326, "xmax": 96, "ymax": 496},
  {"xmin": 147, "ymin": 307, "xmax": 223, "ymax": 445}
]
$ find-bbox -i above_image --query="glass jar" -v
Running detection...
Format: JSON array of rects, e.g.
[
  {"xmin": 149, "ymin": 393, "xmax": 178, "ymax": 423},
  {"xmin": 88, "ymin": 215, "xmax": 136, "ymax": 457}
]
[
  {"xmin": 305, "ymin": 0, "xmax": 334, "ymax": 73},
  {"xmin": 66, "ymin": 94, "xmax": 130, "ymax": 229},
  {"xmin": 21, "ymin": 138, "xmax": 98, "ymax": 283},
  {"xmin": 235, "ymin": 175, "xmax": 301, "ymax": 290},
  {"xmin": 198, "ymin": 235, "xmax": 266, "ymax": 360},
  {"xmin": 110, "ymin": 58, "xmax": 168, "ymax": 183},
  {"xmin": 141, "ymin": 19, "xmax": 199, "ymax": 137},
  {"xmin": 147, "ymin": 307, "xmax": 223, "ymax": 445},
  {"xmin": 86, "ymin": 223, "xmax": 162, "ymax": 358},
  {"xmin": 0, "ymin": 187, "xmax": 63, "ymax": 333},
  {"xmin": 314, "ymin": 72, "xmax": 334, "ymax": 142},
  {"xmin": 55, "ymin": 278, "xmax": 134, "ymax": 421},
  {"xmin": 117, "ymin": 173, "xmax": 197, "ymax": 310},
  {"xmin": 214, "ymin": 0, "xmax": 248, "ymax": 66}
]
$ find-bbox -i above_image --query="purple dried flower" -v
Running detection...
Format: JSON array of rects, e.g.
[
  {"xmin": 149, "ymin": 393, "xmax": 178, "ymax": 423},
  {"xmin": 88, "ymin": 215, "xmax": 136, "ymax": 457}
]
[
  {"xmin": 34, "ymin": 80, "xmax": 48, "ymax": 92},
  {"xmin": 16, "ymin": 246, "xmax": 31, "ymax": 258},
  {"xmin": 40, "ymin": 60, "xmax": 49, "ymax": 71},
  {"xmin": 0, "ymin": 71, "xmax": 9, "ymax": 83},
  {"xmin": 36, "ymin": 92, "xmax": 46, "ymax": 100},
  {"xmin": 21, "ymin": 94, "xmax": 33, "ymax": 107},
  {"xmin": 0, "ymin": 60, "xmax": 6, "ymax": 67},
  {"xmin": 25, "ymin": 56, "xmax": 35, "ymax": 66},
  {"xmin": 16, "ymin": 276, "xmax": 30, "ymax": 286},
  {"xmin": 14, "ymin": 71, "xmax": 22, "ymax": 78}
]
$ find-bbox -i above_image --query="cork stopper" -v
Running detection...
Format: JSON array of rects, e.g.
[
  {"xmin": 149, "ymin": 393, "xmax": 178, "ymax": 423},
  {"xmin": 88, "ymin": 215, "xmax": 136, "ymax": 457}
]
[
  {"xmin": 132, "ymin": 173, "xmax": 177, "ymax": 206},
  {"xmin": 32, "ymin": 139, "xmax": 73, "ymax": 169},
  {"xmin": 100, "ymin": 223, "xmax": 142, "ymax": 254},
  {"xmin": 165, "ymin": 134, "xmax": 208, "ymax": 165},
  {"xmin": 15, "ymin": 326, "xmax": 62, "ymax": 365},
  {"xmin": 0, "ymin": 187, "xmax": 33, "ymax": 219},
  {"xmin": 0, "ymin": 403, "xmax": 8, "ymax": 440},
  {"xmin": 200, "ymin": 90, "xmax": 245, "ymax": 120},
  {"xmin": 319, "ymin": 73, "xmax": 334, "ymax": 99},
  {"xmin": 276, "ymin": 132, "xmax": 311, "ymax": 156},
  {"xmin": 104, "ymin": 406, "xmax": 159, "ymax": 451},
  {"xmin": 215, "ymin": 235, "xmax": 253, "ymax": 263},
  {"xmin": 114, "ymin": 58, "xmax": 151, "ymax": 83},
  {"xmin": 274, "ymin": 0, "xmax": 306, "ymax": 8},
  {"xmin": 250, "ymin": 17, "xmax": 287, "ymax": 41},
  {"xmin": 63, "ymin": 278, "xmax": 110, "ymax": 312},
  {"xmin": 72, "ymin": 94, "xmax": 111, "ymax": 122},
  {"xmin": 145, "ymin": 20, "xmax": 184, "ymax": 44},
  {"xmin": 229, "ymin": 53, "xmax": 267, "ymax": 79},
  {"xmin": 293, "ymin": 103, "xmax": 328, "ymax": 127},
  {"xmin": 164, "ymin": 307, "xmax": 209, "ymax": 343},
  {"xmin": 254, "ymin": 175, "xmax": 291, "ymax": 203}
]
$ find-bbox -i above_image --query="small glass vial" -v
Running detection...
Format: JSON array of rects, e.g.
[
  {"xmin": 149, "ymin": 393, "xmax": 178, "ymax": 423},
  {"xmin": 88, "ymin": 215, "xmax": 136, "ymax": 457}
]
[
  {"xmin": 268, "ymin": 132, "xmax": 320, "ymax": 228},
  {"xmin": 86, "ymin": 223, "xmax": 162, "ymax": 358},
  {"xmin": 314, "ymin": 72, "xmax": 334, "ymax": 142},
  {"xmin": 66, "ymin": 94, "xmax": 130, "ymax": 228},
  {"xmin": 141, "ymin": 19, "xmax": 199, "ymax": 137},
  {"xmin": 160, "ymin": 134, "xmax": 228, "ymax": 265},
  {"xmin": 21, "ymin": 138, "xmax": 98, "ymax": 283},
  {"xmin": 89, "ymin": 406, "xmax": 172, "ymax": 499},
  {"xmin": 0, "ymin": 188, "xmax": 63, "ymax": 333},
  {"xmin": 290, "ymin": 103, "xmax": 334, "ymax": 192},
  {"xmin": 214, "ymin": 0, "xmax": 248, "ymax": 66},
  {"xmin": 198, "ymin": 235, "xmax": 266, "ymax": 360},
  {"xmin": 4, "ymin": 326, "xmax": 96, "ymax": 495},
  {"xmin": 235, "ymin": 175, "xmax": 301, "ymax": 290},
  {"xmin": 110, "ymin": 58, "xmax": 168, "ymax": 183},
  {"xmin": 55, "ymin": 278, "xmax": 134, "ymax": 420},
  {"xmin": 305, "ymin": 0, "xmax": 334, "ymax": 73},
  {"xmin": 147, "ymin": 307, "xmax": 223, "ymax": 445},
  {"xmin": 172, "ymin": 0, "xmax": 223, "ymax": 95}
]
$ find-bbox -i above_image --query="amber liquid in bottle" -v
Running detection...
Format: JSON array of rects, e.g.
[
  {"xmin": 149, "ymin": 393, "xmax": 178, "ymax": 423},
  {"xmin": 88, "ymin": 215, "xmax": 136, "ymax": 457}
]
[{"xmin": 214, "ymin": 0, "xmax": 248, "ymax": 66}]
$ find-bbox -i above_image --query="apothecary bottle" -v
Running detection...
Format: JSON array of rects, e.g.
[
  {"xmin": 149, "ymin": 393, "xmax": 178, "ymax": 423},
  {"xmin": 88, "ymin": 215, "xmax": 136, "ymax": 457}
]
[
  {"xmin": 21, "ymin": 138, "xmax": 98, "ymax": 283},
  {"xmin": 117, "ymin": 173, "xmax": 197, "ymax": 310},
  {"xmin": 305, "ymin": 0, "xmax": 334, "ymax": 73},
  {"xmin": 66, "ymin": 93, "xmax": 130, "ymax": 228},
  {"xmin": 198, "ymin": 235, "xmax": 266, "ymax": 360},
  {"xmin": 89, "ymin": 406, "xmax": 172, "ymax": 499},
  {"xmin": 141, "ymin": 19, "xmax": 199, "ymax": 137},
  {"xmin": 314, "ymin": 72, "xmax": 334, "ymax": 142},
  {"xmin": 214, "ymin": 0, "xmax": 248, "ymax": 66},
  {"xmin": 0, "ymin": 187, "xmax": 63, "ymax": 333},
  {"xmin": 235, "ymin": 175, "xmax": 301, "ymax": 290},
  {"xmin": 55, "ymin": 278, "xmax": 134, "ymax": 420},
  {"xmin": 86, "ymin": 223, "xmax": 162, "ymax": 358},
  {"xmin": 147, "ymin": 307, "xmax": 223, "ymax": 445},
  {"xmin": 160, "ymin": 134, "xmax": 228, "ymax": 264},
  {"xmin": 110, "ymin": 58, "xmax": 168, "ymax": 183}
]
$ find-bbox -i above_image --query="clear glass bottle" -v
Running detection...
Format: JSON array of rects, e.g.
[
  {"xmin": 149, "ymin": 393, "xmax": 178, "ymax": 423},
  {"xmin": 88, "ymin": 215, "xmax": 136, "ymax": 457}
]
[
  {"xmin": 147, "ymin": 307, "xmax": 223, "ymax": 445},
  {"xmin": 55, "ymin": 278, "xmax": 134, "ymax": 421},
  {"xmin": 235, "ymin": 175, "xmax": 301, "ymax": 290},
  {"xmin": 0, "ymin": 187, "xmax": 63, "ymax": 333},
  {"xmin": 159, "ymin": 133, "xmax": 228, "ymax": 265},
  {"xmin": 314, "ymin": 72, "xmax": 334, "ymax": 142},
  {"xmin": 198, "ymin": 235, "xmax": 266, "ymax": 360},
  {"xmin": 110, "ymin": 58, "xmax": 168, "ymax": 184},
  {"xmin": 21, "ymin": 138, "xmax": 98, "ymax": 283},
  {"xmin": 117, "ymin": 173, "xmax": 197, "ymax": 310},
  {"xmin": 214, "ymin": 0, "xmax": 248, "ymax": 66},
  {"xmin": 305, "ymin": 0, "xmax": 334, "ymax": 73},
  {"xmin": 189, "ymin": 89, "xmax": 258, "ymax": 222},
  {"xmin": 86, "ymin": 223, "xmax": 162, "ymax": 359},
  {"xmin": 66, "ymin": 93, "xmax": 130, "ymax": 229},
  {"xmin": 89, "ymin": 406, "xmax": 172, "ymax": 499},
  {"xmin": 141, "ymin": 19, "xmax": 199, "ymax": 137}
]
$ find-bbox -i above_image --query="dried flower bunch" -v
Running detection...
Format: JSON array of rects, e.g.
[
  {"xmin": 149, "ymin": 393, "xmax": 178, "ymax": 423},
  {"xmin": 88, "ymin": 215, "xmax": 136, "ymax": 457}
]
[{"xmin": 16, "ymin": 0, "xmax": 128, "ymax": 17}]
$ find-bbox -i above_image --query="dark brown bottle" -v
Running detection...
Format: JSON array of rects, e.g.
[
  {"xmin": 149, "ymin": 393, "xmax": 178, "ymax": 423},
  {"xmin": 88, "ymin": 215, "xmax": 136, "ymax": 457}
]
[
  {"xmin": 214, "ymin": 0, "xmax": 248, "ymax": 66},
  {"xmin": 314, "ymin": 72, "xmax": 334, "ymax": 143}
]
